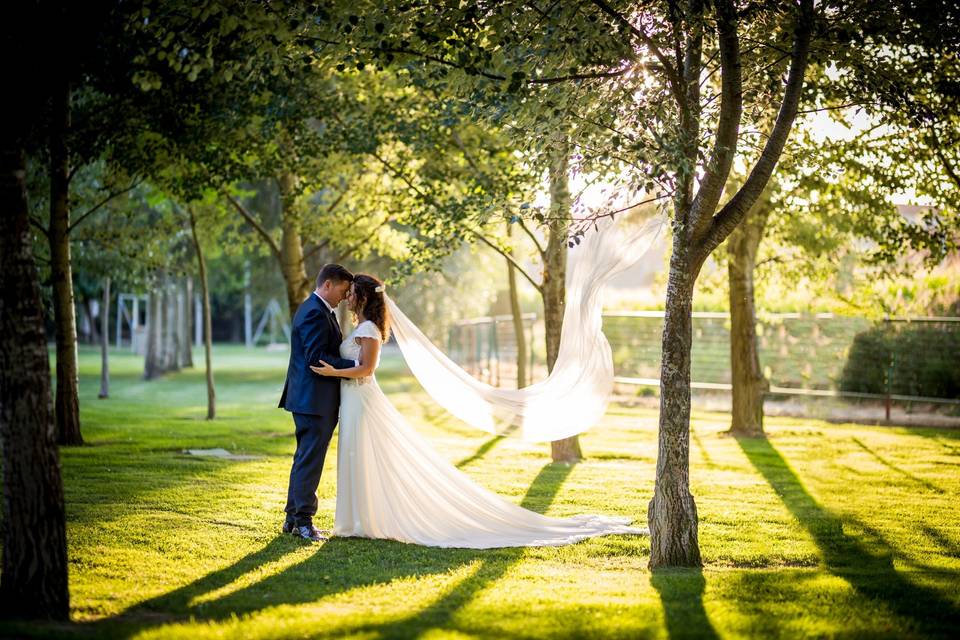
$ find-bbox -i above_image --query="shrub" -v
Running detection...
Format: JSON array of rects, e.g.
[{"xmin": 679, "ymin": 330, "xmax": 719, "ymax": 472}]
[{"xmin": 840, "ymin": 323, "xmax": 960, "ymax": 399}]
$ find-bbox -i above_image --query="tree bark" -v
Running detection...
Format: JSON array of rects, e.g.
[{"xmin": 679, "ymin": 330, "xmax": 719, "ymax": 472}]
[
  {"xmin": 727, "ymin": 200, "xmax": 770, "ymax": 436},
  {"xmin": 648, "ymin": 233, "xmax": 702, "ymax": 568},
  {"xmin": 645, "ymin": 0, "xmax": 812, "ymax": 569},
  {"xmin": 506, "ymin": 226, "xmax": 527, "ymax": 389},
  {"xmin": 49, "ymin": 73, "xmax": 82, "ymax": 446},
  {"xmin": 278, "ymin": 174, "xmax": 312, "ymax": 318},
  {"xmin": 189, "ymin": 210, "xmax": 216, "ymax": 420},
  {"xmin": 143, "ymin": 286, "xmax": 163, "ymax": 380},
  {"xmin": 162, "ymin": 276, "xmax": 180, "ymax": 373},
  {"xmin": 174, "ymin": 278, "xmax": 184, "ymax": 367},
  {"xmin": 180, "ymin": 276, "xmax": 194, "ymax": 368},
  {"xmin": 98, "ymin": 277, "xmax": 110, "ymax": 399},
  {"xmin": 0, "ymin": 144, "xmax": 70, "ymax": 620},
  {"xmin": 544, "ymin": 142, "xmax": 582, "ymax": 463}
]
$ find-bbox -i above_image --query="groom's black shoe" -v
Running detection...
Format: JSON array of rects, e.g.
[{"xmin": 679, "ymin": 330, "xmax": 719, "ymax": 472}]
[
  {"xmin": 292, "ymin": 524, "xmax": 328, "ymax": 543},
  {"xmin": 282, "ymin": 518, "xmax": 295, "ymax": 534}
]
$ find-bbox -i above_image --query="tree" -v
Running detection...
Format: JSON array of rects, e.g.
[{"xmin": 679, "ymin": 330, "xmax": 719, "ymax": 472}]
[
  {"xmin": 98, "ymin": 276, "xmax": 111, "ymax": 399},
  {"xmin": 721, "ymin": 0, "xmax": 960, "ymax": 435},
  {"xmin": 0, "ymin": 0, "xmax": 335, "ymax": 615},
  {"xmin": 20, "ymin": 0, "xmax": 330, "ymax": 443},
  {"xmin": 0, "ymin": 143, "xmax": 69, "ymax": 622},
  {"xmin": 505, "ymin": 224, "xmax": 528, "ymax": 389},
  {"xmin": 24, "ymin": 2, "xmax": 147, "ymax": 445},
  {"xmin": 140, "ymin": 69, "xmax": 414, "ymax": 318},
  {"xmin": 321, "ymin": 0, "xmax": 817, "ymax": 565},
  {"xmin": 368, "ymin": 103, "xmax": 583, "ymax": 460},
  {"xmin": 725, "ymin": 183, "xmax": 773, "ymax": 436},
  {"xmin": 188, "ymin": 207, "xmax": 216, "ymax": 420}
]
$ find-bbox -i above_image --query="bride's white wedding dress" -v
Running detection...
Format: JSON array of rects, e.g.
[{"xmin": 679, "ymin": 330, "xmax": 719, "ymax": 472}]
[{"xmin": 333, "ymin": 319, "xmax": 646, "ymax": 548}]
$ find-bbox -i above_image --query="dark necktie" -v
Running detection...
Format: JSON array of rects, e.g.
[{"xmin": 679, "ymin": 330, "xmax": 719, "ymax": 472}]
[{"xmin": 330, "ymin": 309, "xmax": 341, "ymax": 337}]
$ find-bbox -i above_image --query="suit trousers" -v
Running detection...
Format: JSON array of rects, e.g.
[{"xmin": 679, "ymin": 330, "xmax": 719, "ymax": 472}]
[{"xmin": 284, "ymin": 412, "xmax": 338, "ymax": 527}]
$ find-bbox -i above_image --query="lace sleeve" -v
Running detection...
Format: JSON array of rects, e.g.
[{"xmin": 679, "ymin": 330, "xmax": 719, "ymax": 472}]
[{"xmin": 354, "ymin": 320, "xmax": 382, "ymax": 342}]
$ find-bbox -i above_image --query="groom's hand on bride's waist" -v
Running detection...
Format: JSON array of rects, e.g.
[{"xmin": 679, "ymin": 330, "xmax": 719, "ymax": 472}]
[{"xmin": 310, "ymin": 360, "xmax": 336, "ymax": 376}]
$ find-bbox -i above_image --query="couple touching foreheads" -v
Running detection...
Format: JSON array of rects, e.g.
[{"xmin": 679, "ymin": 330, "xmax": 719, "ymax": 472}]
[{"xmin": 279, "ymin": 263, "xmax": 644, "ymax": 548}]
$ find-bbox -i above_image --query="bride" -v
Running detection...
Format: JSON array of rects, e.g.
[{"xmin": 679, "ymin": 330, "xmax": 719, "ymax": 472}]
[{"xmin": 310, "ymin": 273, "xmax": 645, "ymax": 549}]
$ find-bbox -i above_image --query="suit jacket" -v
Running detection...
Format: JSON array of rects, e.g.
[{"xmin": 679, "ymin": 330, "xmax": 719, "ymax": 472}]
[{"xmin": 278, "ymin": 293, "xmax": 355, "ymax": 416}]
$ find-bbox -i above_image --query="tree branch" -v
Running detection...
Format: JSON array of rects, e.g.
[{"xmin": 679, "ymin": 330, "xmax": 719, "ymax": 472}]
[
  {"xmin": 300, "ymin": 178, "xmax": 357, "ymax": 261},
  {"xmin": 697, "ymin": 0, "xmax": 814, "ymax": 267},
  {"xmin": 332, "ymin": 214, "xmax": 394, "ymax": 263},
  {"xmin": 688, "ymin": 0, "xmax": 742, "ymax": 240},
  {"xmin": 29, "ymin": 215, "xmax": 49, "ymax": 237},
  {"xmin": 589, "ymin": 0, "xmax": 685, "ymax": 105},
  {"xmin": 574, "ymin": 192, "xmax": 672, "ymax": 223},
  {"xmin": 676, "ymin": 0, "xmax": 705, "ymax": 213},
  {"xmin": 934, "ymin": 141, "xmax": 960, "ymax": 192},
  {"xmin": 796, "ymin": 101, "xmax": 869, "ymax": 115},
  {"xmin": 516, "ymin": 218, "xmax": 546, "ymax": 257},
  {"xmin": 739, "ymin": 35, "xmax": 794, "ymax": 57},
  {"xmin": 306, "ymin": 36, "xmax": 631, "ymax": 85},
  {"xmin": 368, "ymin": 148, "xmax": 542, "ymax": 288},
  {"xmin": 68, "ymin": 177, "xmax": 143, "ymax": 234},
  {"xmin": 66, "ymin": 163, "xmax": 81, "ymax": 186},
  {"xmin": 468, "ymin": 227, "xmax": 542, "ymax": 291},
  {"xmin": 303, "ymin": 238, "xmax": 333, "ymax": 261},
  {"xmin": 323, "ymin": 187, "xmax": 349, "ymax": 217},
  {"xmin": 451, "ymin": 127, "xmax": 549, "ymax": 257},
  {"xmin": 224, "ymin": 192, "xmax": 282, "ymax": 260}
]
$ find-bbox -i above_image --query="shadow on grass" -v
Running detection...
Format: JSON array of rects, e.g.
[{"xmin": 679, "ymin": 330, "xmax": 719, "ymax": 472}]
[
  {"xmin": 455, "ymin": 425, "xmax": 517, "ymax": 469},
  {"xmin": 690, "ymin": 428, "xmax": 716, "ymax": 471},
  {"xmin": 78, "ymin": 462, "xmax": 575, "ymax": 639},
  {"xmin": 850, "ymin": 437, "xmax": 945, "ymax": 494},
  {"xmin": 933, "ymin": 435, "xmax": 960, "ymax": 457},
  {"xmin": 349, "ymin": 462, "xmax": 575, "ymax": 639},
  {"xmin": 737, "ymin": 435, "xmax": 960, "ymax": 637},
  {"xmin": 651, "ymin": 569, "xmax": 718, "ymax": 640},
  {"xmin": 922, "ymin": 524, "xmax": 960, "ymax": 559}
]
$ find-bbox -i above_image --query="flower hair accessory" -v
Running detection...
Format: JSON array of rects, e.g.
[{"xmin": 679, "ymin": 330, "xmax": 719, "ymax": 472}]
[{"xmin": 374, "ymin": 284, "xmax": 385, "ymax": 293}]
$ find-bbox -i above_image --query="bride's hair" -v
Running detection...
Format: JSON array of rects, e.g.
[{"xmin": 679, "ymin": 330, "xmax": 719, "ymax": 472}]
[{"xmin": 351, "ymin": 274, "xmax": 391, "ymax": 341}]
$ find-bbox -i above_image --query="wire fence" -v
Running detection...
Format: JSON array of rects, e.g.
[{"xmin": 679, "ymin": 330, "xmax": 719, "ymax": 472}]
[
  {"xmin": 446, "ymin": 313, "xmax": 539, "ymax": 388},
  {"xmin": 448, "ymin": 311, "xmax": 960, "ymax": 410}
]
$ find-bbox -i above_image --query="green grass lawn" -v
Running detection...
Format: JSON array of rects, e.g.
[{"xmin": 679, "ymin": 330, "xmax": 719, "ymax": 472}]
[{"xmin": 2, "ymin": 344, "xmax": 959, "ymax": 639}]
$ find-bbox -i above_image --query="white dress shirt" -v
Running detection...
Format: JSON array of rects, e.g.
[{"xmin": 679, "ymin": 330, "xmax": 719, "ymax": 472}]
[{"xmin": 314, "ymin": 292, "xmax": 357, "ymax": 366}]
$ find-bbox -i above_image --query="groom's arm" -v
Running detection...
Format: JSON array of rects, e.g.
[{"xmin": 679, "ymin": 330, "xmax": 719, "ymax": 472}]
[{"xmin": 300, "ymin": 308, "xmax": 355, "ymax": 370}]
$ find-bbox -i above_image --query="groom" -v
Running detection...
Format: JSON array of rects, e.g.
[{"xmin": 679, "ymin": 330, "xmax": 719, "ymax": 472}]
[{"xmin": 279, "ymin": 263, "xmax": 356, "ymax": 542}]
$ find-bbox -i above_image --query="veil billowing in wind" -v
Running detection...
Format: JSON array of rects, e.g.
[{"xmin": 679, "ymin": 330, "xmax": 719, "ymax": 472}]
[{"xmin": 385, "ymin": 211, "xmax": 664, "ymax": 442}]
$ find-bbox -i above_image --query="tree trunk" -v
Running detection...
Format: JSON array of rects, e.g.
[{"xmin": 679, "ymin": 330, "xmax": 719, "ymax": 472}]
[
  {"xmin": 648, "ymin": 233, "xmax": 702, "ymax": 568},
  {"xmin": 180, "ymin": 276, "xmax": 193, "ymax": 368},
  {"xmin": 643, "ymin": 0, "xmax": 811, "ymax": 570},
  {"xmin": 143, "ymin": 286, "xmax": 163, "ymax": 380},
  {"xmin": 727, "ymin": 202, "xmax": 770, "ymax": 436},
  {"xmin": 0, "ymin": 144, "xmax": 70, "ymax": 620},
  {"xmin": 506, "ymin": 226, "xmax": 527, "ymax": 389},
  {"xmin": 162, "ymin": 277, "xmax": 180, "ymax": 373},
  {"xmin": 98, "ymin": 277, "xmax": 110, "ymax": 399},
  {"xmin": 174, "ymin": 279, "xmax": 184, "ymax": 367},
  {"xmin": 49, "ymin": 74, "xmax": 82, "ymax": 446},
  {"xmin": 189, "ymin": 210, "xmax": 216, "ymax": 420},
  {"xmin": 158, "ymin": 281, "xmax": 170, "ymax": 370},
  {"xmin": 278, "ymin": 174, "xmax": 311, "ymax": 318},
  {"xmin": 82, "ymin": 296, "xmax": 98, "ymax": 344},
  {"xmin": 544, "ymin": 142, "xmax": 582, "ymax": 463}
]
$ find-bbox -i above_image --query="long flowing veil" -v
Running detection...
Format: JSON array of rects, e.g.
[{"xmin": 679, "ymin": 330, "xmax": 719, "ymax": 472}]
[{"xmin": 385, "ymin": 211, "xmax": 664, "ymax": 442}]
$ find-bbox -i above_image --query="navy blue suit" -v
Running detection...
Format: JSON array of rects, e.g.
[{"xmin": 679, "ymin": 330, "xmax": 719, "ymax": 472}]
[{"xmin": 280, "ymin": 293, "xmax": 355, "ymax": 527}]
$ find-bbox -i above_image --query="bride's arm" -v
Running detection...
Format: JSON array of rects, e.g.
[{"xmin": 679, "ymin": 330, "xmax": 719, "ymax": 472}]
[{"xmin": 310, "ymin": 337, "xmax": 380, "ymax": 379}]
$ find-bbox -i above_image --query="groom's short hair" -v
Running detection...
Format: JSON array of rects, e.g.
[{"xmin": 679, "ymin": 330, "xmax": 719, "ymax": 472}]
[{"xmin": 316, "ymin": 264, "xmax": 354, "ymax": 288}]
